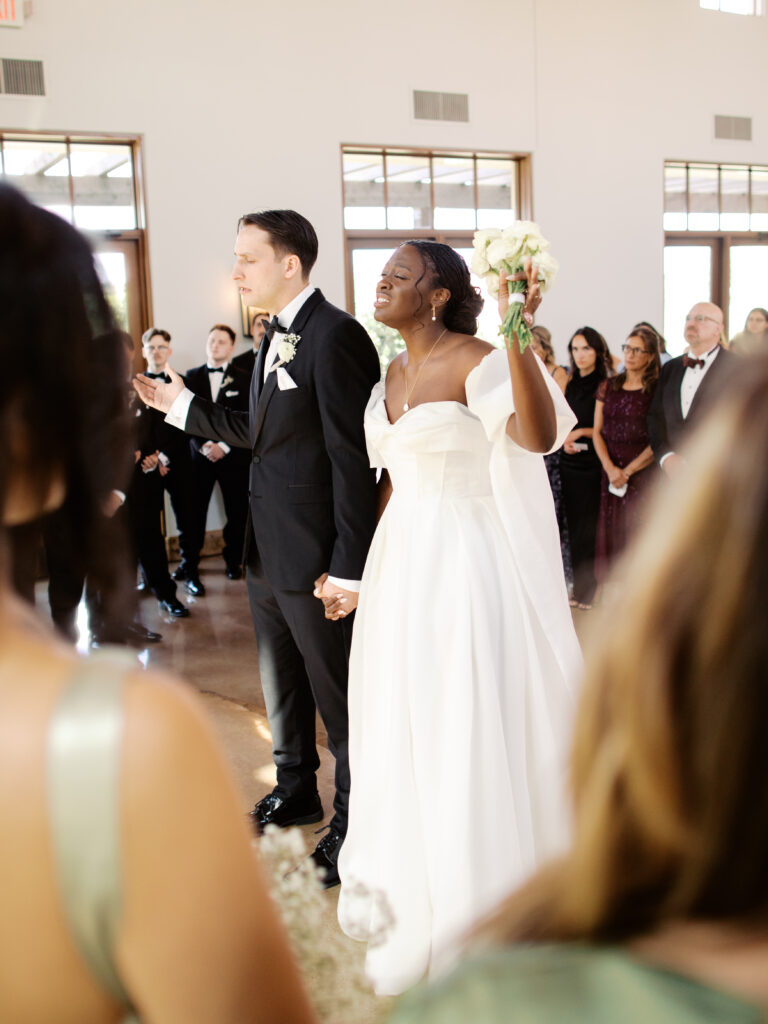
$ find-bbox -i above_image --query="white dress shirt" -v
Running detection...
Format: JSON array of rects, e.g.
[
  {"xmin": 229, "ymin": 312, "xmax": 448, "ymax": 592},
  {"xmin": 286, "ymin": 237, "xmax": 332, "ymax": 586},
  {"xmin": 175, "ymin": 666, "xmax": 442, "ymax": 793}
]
[{"xmin": 262, "ymin": 283, "xmax": 316, "ymax": 382}]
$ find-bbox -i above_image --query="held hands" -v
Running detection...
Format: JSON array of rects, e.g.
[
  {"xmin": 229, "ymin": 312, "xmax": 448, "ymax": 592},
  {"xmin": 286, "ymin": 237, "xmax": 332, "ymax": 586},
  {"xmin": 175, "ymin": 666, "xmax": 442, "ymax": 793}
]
[
  {"xmin": 607, "ymin": 464, "xmax": 629, "ymax": 488},
  {"xmin": 133, "ymin": 364, "xmax": 185, "ymax": 413},
  {"xmin": 313, "ymin": 572, "xmax": 359, "ymax": 621},
  {"xmin": 498, "ymin": 258, "xmax": 542, "ymax": 326},
  {"xmin": 563, "ymin": 429, "xmax": 583, "ymax": 455},
  {"xmin": 141, "ymin": 451, "xmax": 160, "ymax": 472},
  {"xmin": 202, "ymin": 442, "xmax": 226, "ymax": 463}
]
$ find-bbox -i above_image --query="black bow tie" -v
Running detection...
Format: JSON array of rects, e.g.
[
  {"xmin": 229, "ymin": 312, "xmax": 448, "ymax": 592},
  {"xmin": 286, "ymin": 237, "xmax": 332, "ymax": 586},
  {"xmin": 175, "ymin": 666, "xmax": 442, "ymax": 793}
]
[
  {"xmin": 682, "ymin": 354, "xmax": 705, "ymax": 370},
  {"xmin": 208, "ymin": 365, "xmax": 225, "ymax": 373},
  {"xmin": 145, "ymin": 371, "xmax": 169, "ymax": 380},
  {"xmin": 262, "ymin": 316, "xmax": 287, "ymax": 343}
]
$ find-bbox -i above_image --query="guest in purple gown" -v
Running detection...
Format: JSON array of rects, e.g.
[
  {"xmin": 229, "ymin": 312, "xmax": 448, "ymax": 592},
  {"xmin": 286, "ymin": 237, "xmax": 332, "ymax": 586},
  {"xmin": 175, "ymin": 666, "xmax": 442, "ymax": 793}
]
[{"xmin": 593, "ymin": 326, "xmax": 660, "ymax": 577}]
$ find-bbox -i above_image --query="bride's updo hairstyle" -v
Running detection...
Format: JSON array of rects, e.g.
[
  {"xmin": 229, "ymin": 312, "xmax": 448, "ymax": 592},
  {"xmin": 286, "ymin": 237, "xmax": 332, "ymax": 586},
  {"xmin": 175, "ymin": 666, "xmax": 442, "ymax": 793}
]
[
  {"xmin": 0, "ymin": 184, "xmax": 132, "ymax": 618},
  {"xmin": 402, "ymin": 240, "xmax": 484, "ymax": 335}
]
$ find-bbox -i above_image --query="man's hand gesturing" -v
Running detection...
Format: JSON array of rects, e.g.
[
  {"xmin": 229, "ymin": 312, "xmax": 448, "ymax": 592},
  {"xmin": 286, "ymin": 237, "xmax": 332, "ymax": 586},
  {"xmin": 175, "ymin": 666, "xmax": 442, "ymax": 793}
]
[{"xmin": 133, "ymin": 365, "xmax": 185, "ymax": 413}]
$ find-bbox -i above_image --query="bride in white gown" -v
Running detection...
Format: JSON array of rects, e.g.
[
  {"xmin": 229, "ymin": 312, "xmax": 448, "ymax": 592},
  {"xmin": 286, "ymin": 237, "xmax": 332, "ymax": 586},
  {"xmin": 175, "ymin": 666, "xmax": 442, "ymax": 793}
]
[{"xmin": 327, "ymin": 241, "xmax": 582, "ymax": 996}]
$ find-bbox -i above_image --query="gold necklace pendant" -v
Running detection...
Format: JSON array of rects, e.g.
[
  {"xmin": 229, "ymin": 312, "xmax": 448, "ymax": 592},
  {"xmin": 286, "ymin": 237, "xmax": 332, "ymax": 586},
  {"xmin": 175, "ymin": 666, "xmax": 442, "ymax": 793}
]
[{"xmin": 401, "ymin": 327, "xmax": 447, "ymax": 414}]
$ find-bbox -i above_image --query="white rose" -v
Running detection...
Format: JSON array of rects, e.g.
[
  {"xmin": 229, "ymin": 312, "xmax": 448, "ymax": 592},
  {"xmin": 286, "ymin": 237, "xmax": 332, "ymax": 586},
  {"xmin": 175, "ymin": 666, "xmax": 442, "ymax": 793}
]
[
  {"xmin": 484, "ymin": 269, "xmax": 500, "ymax": 299},
  {"xmin": 473, "ymin": 227, "xmax": 502, "ymax": 250},
  {"xmin": 531, "ymin": 250, "xmax": 559, "ymax": 292},
  {"xmin": 470, "ymin": 248, "xmax": 491, "ymax": 276},
  {"xmin": 277, "ymin": 339, "xmax": 296, "ymax": 363},
  {"xmin": 487, "ymin": 235, "xmax": 524, "ymax": 272}
]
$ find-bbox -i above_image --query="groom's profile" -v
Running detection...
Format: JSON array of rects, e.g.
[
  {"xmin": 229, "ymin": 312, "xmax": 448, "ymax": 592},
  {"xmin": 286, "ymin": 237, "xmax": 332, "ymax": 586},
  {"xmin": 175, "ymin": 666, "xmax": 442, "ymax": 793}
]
[{"xmin": 134, "ymin": 210, "xmax": 380, "ymax": 886}]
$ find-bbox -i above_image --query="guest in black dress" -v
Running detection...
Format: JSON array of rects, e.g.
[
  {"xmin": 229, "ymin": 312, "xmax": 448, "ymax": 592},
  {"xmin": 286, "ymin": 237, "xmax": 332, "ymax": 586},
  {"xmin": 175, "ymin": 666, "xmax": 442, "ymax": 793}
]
[
  {"xmin": 593, "ymin": 326, "xmax": 660, "ymax": 579},
  {"xmin": 560, "ymin": 327, "xmax": 612, "ymax": 609}
]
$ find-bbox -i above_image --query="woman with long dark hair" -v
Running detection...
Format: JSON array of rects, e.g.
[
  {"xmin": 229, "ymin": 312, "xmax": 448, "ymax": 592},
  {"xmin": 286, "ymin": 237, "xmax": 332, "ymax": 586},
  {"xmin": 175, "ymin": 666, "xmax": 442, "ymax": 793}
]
[
  {"xmin": 559, "ymin": 326, "xmax": 612, "ymax": 609},
  {"xmin": 389, "ymin": 352, "xmax": 768, "ymax": 1024},
  {"xmin": 729, "ymin": 306, "xmax": 768, "ymax": 356},
  {"xmin": 330, "ymin": 240, "xmax": 581, "ymax": 996},
  {"xmin": 593, "ymin": 326, "xmax": 661, "ymax": 576},
  {"xmin": 0, "ymin": 184, "xmax": 317, "ymax": 1024}
]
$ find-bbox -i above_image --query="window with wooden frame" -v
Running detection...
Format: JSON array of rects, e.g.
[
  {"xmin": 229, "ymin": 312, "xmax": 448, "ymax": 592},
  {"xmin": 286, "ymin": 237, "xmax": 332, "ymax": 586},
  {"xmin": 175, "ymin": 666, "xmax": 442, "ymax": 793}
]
[
  {"xmin": 663, "ymin": 160, "xmax": 768, "ymax": 349},
  {"xmin": 0, "ymin": 130, "xmax": 152, "ymax": 362},
  {"xmin": 342, "ymin": 145, "xmax": 532, "ymax": 365}
]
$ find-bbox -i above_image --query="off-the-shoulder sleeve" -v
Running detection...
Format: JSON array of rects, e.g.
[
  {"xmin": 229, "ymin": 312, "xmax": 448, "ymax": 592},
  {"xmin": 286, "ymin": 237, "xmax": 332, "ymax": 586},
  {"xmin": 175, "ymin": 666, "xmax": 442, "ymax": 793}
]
[
  {"xmin": 364, "ymin": 381, "xmax": 387, "ymax": 470},
  {"xmin": 463, "ymin": 347, "xmax": 583, "ymax": 697},
  {"xmin": 465, "ymin": 348, "xmax": 576, "ymax": 454}
]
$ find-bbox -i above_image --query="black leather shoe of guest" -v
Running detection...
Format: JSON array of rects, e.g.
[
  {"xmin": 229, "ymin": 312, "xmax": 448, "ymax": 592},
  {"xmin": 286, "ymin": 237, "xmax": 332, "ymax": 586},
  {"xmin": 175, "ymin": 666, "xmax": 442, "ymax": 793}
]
[
  {"xmin": 172, "ymin": 563, "xmax": 191, "ymax": 581},
  {"xmin": 124, "ymin": 621, "xmax": 163, "ymax": 646},
  {"xmin": 249, "ymin": 790, "xmax": 323, "ymax": 836},
  {"xmin": 310, "ymin": 828, "xmax": 343, "ymax": 889},
  {"xmin": 184, "ymin": 575, "xmax": 206, "ymax": 597},
  {"xmin": 159, "ymin": 597, "xmax": 190, "ymax": 618},
  {"xmin": 226, "ymin": 565, "xmax": 242, "ymax": 580}
]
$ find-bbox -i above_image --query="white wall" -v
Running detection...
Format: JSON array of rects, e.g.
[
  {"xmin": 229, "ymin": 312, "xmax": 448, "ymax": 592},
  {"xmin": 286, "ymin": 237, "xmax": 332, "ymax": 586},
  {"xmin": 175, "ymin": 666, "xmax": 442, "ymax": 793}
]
[{"xmin": 2, "ymin": 0, "xmax": 767, "ymax": 366}]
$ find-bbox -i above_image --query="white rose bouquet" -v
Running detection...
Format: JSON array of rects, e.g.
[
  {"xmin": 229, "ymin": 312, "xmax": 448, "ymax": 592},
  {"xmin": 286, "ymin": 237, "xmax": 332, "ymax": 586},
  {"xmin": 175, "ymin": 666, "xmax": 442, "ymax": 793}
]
[{"xmin": 471, "ymin": 221, "xmax": 559, "ymax": 353}]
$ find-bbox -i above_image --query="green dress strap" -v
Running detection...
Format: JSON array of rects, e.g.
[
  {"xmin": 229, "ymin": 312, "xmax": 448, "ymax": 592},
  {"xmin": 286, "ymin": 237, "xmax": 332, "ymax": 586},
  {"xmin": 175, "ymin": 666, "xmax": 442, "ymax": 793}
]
[{"xmin": 47, "ymin": 649, "xmax": 140, "ymax": 1022}]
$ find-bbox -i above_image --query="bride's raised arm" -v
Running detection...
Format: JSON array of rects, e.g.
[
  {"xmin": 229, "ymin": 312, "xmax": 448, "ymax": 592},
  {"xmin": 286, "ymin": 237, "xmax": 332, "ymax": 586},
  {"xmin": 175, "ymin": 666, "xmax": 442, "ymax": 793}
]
[{"xmin": 498, "ymin": 260, "xmax": 557, "ymax": 452}]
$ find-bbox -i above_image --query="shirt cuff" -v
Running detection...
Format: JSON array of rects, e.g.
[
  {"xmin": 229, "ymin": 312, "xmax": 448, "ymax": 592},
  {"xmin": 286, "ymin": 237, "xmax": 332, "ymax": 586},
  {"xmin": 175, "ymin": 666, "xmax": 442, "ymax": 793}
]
[
  {"xmin": 659, "ymin": 451, "xmax": 675, "ymax": 468},
  {"xmin": 158, "ymin": 452, "xmax": 170, "ymax": 467},
  {"xmin": 326, "ymin": 576, "xmax": 361, "ymax": 593},
  {"xmin": 218, "ymin": 441, "xmax": 231, "ymax": 454},
  {"xmin": 165, "ymin": 388, "xmax": 195, "ymax": 429},
  {"xmin": 112, "ymin": 489, "xmax": 126, "ymax": 505}
]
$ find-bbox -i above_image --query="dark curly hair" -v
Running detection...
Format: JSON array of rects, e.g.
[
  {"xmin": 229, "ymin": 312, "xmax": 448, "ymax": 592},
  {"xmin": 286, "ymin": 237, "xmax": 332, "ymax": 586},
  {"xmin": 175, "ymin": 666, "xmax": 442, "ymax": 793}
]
[
  {"xmin": 0, "ymin": 183, "xmax": 133, "ymax": 625},
  {"xmin": 400, "ymin": 240, "xmax": 484, "ymax": 335}
]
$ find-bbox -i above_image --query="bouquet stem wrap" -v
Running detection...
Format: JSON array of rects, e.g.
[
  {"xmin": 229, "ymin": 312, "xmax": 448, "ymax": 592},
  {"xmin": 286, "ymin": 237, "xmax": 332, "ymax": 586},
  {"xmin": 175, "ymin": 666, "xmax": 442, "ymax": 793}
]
[{"xmin": 500, "ymin": 281, "xmax": 531, "ymax": 354}]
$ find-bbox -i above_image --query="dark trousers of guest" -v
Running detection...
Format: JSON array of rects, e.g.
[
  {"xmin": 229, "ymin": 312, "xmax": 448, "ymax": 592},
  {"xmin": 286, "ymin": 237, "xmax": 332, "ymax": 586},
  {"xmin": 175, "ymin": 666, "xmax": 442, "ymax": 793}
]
[
  {"xmin": 245, "ymin": 541, "xmax": 354, "ymax": 837},
  {"xmin": 186, "ymin": 455, "xmax": 249, "ymax": 572},
  {"xmin": 162, "ymin": 462, "xmax": 195, "ymax": 568},
  {"xmin": 129, "ymin": 471, "xmax": 176, "ymax": 602},
  {"xmin": 560, "ymin": 452, "xmax": 602, "ymax": 605}
]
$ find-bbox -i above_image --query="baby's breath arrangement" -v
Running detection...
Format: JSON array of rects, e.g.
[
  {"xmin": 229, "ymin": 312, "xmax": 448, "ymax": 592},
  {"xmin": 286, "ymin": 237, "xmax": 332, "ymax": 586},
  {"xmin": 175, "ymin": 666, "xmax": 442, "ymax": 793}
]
[{"xmin": 260, "ymin": 826, "xmax": 394, "ymax": 1023}]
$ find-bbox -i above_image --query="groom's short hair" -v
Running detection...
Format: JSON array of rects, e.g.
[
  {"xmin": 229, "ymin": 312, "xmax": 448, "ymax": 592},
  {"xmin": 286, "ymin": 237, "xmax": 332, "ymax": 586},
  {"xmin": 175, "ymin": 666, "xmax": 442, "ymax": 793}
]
[{"xmin": 238, "ymin": 209, "xmax": 318, "ymax": 279}]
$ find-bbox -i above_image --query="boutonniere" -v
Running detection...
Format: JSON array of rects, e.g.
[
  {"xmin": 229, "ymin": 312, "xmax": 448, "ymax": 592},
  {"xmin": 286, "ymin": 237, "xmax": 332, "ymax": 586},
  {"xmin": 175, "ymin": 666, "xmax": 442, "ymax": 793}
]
[
  {"xmin": 222, "ymin": 375, "xmax": 234, "ymax": 388},
  {"xmin": 269, "ymin": 332, "xmax": 301, "ymax": 373}
]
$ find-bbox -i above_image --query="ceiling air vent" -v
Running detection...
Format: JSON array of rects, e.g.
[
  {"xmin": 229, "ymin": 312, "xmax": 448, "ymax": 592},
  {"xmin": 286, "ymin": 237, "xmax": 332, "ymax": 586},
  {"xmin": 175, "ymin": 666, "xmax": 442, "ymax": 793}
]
[
  {"xmin": 714, "ymin": 115, "xmax": 751, "ymax": 141},
  {"xmin": 0, "ymin": 57, "xmax": 45, "ymax": 96},
  {"xmin": 413, "ymin": 90, "xmax": 469, "ymax": 123}
]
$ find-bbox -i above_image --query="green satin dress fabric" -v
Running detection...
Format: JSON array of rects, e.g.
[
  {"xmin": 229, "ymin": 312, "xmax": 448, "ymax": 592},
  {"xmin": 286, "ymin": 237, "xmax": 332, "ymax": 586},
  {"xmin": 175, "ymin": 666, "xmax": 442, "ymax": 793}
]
[
  {"xmin": 389, "ymin": 944, "xmax": 765, "ymax": 1024},
  {"xmin": 47, "ymin": 651, "xmax": 140, "ymax": 1023}
]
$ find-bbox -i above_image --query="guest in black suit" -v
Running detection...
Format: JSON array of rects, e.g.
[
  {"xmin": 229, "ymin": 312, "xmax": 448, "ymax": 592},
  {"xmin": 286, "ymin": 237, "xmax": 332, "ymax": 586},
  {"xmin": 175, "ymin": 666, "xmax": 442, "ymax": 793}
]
[
  {"xmin": 134, "ymin": 210, "xmax": 380, "ymax": 886},
  {"xmin": 140, "ymin": 328, "xmax": 194, "ymax": 576},
  {"xmin": 176, "ymin": 325, "xmax": 251, "ymax": 595},
  {"xmin": 231, "ymin": 308, "xmax": 268, "ymax": 379},
  {"xmin": 648, "ymin": 302, "xmax": 733, "ymax": 477}
]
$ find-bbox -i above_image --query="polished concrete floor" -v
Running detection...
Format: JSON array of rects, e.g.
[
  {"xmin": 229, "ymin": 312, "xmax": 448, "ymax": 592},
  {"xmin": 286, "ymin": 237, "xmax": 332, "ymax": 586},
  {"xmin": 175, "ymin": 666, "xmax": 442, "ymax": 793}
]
[{"xmin": 42, "ymin": 556, "xmax": 587, "ymax": 1022}]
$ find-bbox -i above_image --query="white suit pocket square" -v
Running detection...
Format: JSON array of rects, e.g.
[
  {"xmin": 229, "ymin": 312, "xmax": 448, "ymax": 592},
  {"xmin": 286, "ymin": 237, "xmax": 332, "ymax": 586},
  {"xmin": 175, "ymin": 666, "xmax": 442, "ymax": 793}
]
[
  {"xmin": 276, "ymin": 367, "xmax": 298, "ymax": 391},
  {"xmin": 225, "ymin": 390, "xmax": 239, "ymax": 397}
]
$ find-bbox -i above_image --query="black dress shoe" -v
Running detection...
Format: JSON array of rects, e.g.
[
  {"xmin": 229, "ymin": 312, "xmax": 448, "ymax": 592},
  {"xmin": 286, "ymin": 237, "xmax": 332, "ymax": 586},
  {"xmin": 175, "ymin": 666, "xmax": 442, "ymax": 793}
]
[
  {"xmin": 184, "ymin": 575, "xmax": 206, "ymax": 597},
  {"xmin": 172, "ymin": 563, "xmax": 191, "ymax": 581},
  {"xmin": 124, "ymin": 621, "xmax": 163, "ymax": 645},
  {"xmin": 158, "ymin": 597, "xmax": 190, "ymax": 617},
  {"xmin": 310, "ymin": 828, "xmax": 343, "ymax": 889},
  {"xmin": 249, "ymin": 790, "xmax": 323, "ymax": 836},
  {"xmin": 226, "ymin": 566, "xmax": 242, "ymax": 580}
]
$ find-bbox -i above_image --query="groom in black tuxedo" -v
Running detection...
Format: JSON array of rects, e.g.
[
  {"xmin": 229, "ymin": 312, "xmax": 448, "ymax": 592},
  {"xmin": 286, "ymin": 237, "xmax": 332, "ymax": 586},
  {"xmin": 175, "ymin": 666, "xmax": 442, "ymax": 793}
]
[{"xmin": 134, "ymin": 210, "xmax": 380, "ymax": 886}]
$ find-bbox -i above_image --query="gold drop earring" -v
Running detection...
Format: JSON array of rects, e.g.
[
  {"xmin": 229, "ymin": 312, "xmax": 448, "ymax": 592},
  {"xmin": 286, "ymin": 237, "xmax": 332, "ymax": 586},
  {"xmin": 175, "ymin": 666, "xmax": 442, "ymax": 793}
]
[{"xmin": 431, "ymin": 304, "xmax": 437, "ymax": 322}]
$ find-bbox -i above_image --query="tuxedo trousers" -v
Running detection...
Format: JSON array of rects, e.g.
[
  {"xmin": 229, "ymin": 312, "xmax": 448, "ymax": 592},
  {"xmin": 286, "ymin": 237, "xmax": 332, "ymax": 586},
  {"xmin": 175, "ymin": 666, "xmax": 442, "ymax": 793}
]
[
  {"xmin": 186, "ymin": 455, "xmax": 249, "ymax": 571},
  {"xmin": 246, "ymin": 545, "xmax": 353, "ymax": 837}
]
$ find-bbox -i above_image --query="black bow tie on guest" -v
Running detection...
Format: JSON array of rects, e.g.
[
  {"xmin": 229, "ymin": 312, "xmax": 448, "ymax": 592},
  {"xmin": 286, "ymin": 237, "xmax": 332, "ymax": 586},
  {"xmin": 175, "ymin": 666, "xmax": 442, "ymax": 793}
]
[
  {"xmin": 208, "ymin": 365, "xmax": 225, "ymax": 373},
  {"xmin": 262, "ymin": 316, "xmax": 287, "ymax": 343},
  {"xmin": 682, "ymin": 354, "xmax": 706, "ymax": 370},
  {"xmin": 145, "ymin": 371, "xmax": 169, "ymax": 380}
]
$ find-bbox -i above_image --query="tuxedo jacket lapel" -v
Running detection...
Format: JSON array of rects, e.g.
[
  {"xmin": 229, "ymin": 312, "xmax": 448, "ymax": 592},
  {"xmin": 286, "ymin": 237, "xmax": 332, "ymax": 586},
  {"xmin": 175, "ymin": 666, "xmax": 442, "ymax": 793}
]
[{"xmin": 250, "ymin": 290, "xmax": 325, "ymax": 447}]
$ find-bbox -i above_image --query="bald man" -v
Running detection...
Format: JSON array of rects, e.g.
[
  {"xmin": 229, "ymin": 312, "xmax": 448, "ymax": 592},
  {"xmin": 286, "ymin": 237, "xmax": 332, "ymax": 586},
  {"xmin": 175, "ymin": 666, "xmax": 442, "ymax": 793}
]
[{"xmin": 648, "ymin": 302, "xmax": 733, "ymax": 476}]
